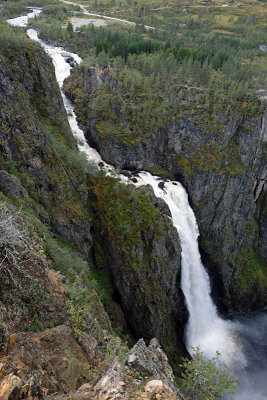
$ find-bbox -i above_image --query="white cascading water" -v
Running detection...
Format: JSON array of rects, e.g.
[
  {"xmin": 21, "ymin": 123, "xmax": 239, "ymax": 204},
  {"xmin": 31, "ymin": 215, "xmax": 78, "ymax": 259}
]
[
  {"xmin": 136, "ymin": 173, "xmax": 244, "ymax": 365},
  {"xmin": 7, "ymin": 7, "xmax": 42, "ymax": 27},
  {"xmin": 8, "ymin": 10, "xmax": 267, "ymax": 400}
]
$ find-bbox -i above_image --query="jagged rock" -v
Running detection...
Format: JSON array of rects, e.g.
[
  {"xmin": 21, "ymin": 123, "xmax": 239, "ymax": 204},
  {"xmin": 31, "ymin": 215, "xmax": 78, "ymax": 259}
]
[
  {"xmin": 71, "ymin": 337, "xmax": 183, "ymax": 400},
  {"xmin": 145, "ymin": 380, "xmax": 164, "ymax": 392},
  {"xmin": 94, "ymin": 360, "xmax": 125, "ymax": 399},
  {"xmin": 125, "ymin": 339, "xmax": 174, "ymax": 386},
  {"xmin": 0, "ymin": 373, "xmax": 23, "ymax": 400},
  {"xmin": 0, "ymin": 171, "xmax": 22, "ymax": 199},
  {"xmin": 144, "ymin": 379, "xmax": 178, "ymax": 399}
]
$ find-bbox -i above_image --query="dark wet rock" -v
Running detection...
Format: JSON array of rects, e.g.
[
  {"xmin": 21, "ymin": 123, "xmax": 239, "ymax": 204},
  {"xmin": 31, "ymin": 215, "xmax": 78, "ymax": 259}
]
[
  {"xmin": 98, "ymin": 161, "xmax": 104, "ymax": 168},
  {"xmin": 158, "ymin": 182, "xmax": 165, "ymax": 190},
  {"xmin": 66, "ymin": 57, "xmax": 77, "ymax": 68},
  {"xmin": 121, "ymin": 170, "xmax": 132, "ymax": 178}
]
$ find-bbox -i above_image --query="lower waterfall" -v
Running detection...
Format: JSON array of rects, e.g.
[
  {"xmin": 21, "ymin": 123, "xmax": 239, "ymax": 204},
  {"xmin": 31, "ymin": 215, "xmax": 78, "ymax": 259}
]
[
  {"xmin": 136, "ymin": 173, "xmax": 243, "ymax": 364},
  {"xmin": 7, "ymin": 13, "xmax": 267, "ymax": 400}
]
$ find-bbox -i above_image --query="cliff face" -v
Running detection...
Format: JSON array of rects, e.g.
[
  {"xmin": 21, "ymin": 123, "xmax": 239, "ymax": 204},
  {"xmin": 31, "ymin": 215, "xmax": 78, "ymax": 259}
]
[
  {"xmin": 64, "ymin": 67, "xmax": 267, "ymax": 312},
  {"xmin": 89, "ymin": 177, "xmax": 188, "ymax": 367},
  {"xmin": 0, "ymin": 43, "xmax": 92, "ymax": 253}
]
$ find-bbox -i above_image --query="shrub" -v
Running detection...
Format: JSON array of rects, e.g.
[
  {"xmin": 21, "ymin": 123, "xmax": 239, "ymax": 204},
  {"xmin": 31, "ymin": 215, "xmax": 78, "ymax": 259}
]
[
  {"xmin": 179, "ymin": 347, "xmax": 238, "ymax": 400},
  {"xmin": 0, "ymin": 202, "xmax": 32, "ymax": 286}
]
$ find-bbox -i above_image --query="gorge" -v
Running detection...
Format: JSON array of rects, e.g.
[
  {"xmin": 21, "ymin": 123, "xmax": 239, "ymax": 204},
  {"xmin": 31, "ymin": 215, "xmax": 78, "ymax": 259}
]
[
  {"xmin": 1, "ymin": 3, "xmax": 266, "ymax": 399},
  {"xmin": 23, "ymin": 12, "xmax": 267, "ymax": 400}
]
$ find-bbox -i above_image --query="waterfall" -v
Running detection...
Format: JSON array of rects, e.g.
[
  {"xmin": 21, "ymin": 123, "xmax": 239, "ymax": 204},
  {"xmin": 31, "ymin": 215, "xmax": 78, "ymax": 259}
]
[
  {"xmin": 7, "ymin": 13, "xmax": 267, "ymax": 400},
  {"xmin": 136, "ymin": 173, "xmax": 244, "ymax": 365}
]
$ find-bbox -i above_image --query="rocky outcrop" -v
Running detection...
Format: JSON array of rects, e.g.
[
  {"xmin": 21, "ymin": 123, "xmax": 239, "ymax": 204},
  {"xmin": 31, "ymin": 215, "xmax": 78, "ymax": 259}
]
[
  {"xmin": 125, "ymin": 338, "xmax": 175, "ymax": 388},
  {"xmin": 89, "ymin": 177, "xmax": 188, "ymax": 368},
  {"xmin": 0, "ymin": 373, "xmax": 23, "ymax": 400},
  {"xmin": 71, "ymin": 338, "xmax": 183, "ymax": 400},
  {"xmin": 64, "ymin": 66, "xmax": 267, "ymax": 312}
]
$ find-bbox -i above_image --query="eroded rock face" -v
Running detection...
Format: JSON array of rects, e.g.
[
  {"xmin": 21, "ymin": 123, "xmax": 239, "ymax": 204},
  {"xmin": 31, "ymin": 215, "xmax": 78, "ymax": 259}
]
[
  {"xmin": 64, "ymin": 67, "xmax": 267, "ymax": 312},
  {"xmin": 1, "ymin": 321, "xmax": 182, "ymax": 399},
  {"xmin": 2, "ymin": 326, "xmax": 94, "ymax": 395}
]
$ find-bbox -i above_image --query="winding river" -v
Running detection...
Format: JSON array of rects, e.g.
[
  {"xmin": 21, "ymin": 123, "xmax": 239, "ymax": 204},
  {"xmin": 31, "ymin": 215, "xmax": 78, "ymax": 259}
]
[{"xmin": 7, "ymin": 9, "xmax": 267, "ymax": 400}]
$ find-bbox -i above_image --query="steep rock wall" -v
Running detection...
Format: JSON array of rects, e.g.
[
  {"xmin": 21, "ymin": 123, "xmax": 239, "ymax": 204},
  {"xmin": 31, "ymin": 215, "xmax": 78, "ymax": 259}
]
[
  {"xmin": 88, "ymin": 176, "xmax": 188, "ymax": 367},
  {"xmin": 0, "ymin": 43, "xmax": 92, "ymax": 252},
  {"xmin": 64, "ymin": 67, "xmax": 267, "ymax": 312}
]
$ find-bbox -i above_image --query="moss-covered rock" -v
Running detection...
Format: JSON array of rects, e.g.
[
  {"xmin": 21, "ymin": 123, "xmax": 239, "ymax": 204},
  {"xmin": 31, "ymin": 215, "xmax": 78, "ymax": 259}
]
[
  {"xmin": 88, "ymin": 176, "xmax": 189, "ymax": 369},
  {"xmin": 64, "ymin": 65, "xmax": 266, "ymax": 312}
]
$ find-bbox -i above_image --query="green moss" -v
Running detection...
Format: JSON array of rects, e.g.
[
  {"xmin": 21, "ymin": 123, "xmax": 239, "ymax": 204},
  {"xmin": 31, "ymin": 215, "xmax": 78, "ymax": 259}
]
[
  {"xmin": 176, "ymin": 154, "xmax": 195, "ymax": 176},
  {"xmin": 145, "ymin": 165, "xmax": 170, "ymax": 178},
  {"xmin": 236, "ymin": 249, "xmax": 267, "ymax": 295},
  {"xmin": 96, "ymin": 120, "xmax": 140, "ymax": 146},
  {"xmin": 89, "ymin": 176, "xmax": 164, "ymax": 266}
]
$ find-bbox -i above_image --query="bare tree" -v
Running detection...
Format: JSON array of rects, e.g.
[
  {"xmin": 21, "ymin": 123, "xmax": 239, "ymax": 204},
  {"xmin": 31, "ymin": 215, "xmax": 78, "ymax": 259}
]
[{"xmin": 0, "ymin": 202, "xmax": 32, "ymax": 285}]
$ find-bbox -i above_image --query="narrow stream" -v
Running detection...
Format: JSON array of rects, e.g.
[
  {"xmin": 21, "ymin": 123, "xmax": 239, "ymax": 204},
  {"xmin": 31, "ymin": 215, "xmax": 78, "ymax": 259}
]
[{"xmin": 7, "ymin": 10, "xmax": 267, "ymax": 400}]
